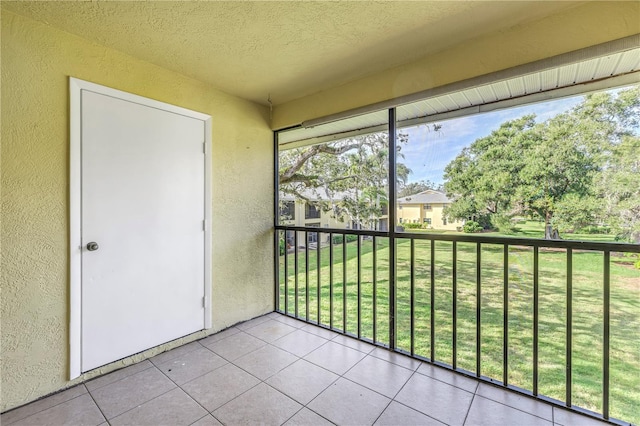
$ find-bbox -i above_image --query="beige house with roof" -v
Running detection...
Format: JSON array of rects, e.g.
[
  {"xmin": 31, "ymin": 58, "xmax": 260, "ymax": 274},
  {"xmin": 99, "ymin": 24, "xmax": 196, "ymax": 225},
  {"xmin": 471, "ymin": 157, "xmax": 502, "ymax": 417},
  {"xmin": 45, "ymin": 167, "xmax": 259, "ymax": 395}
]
[{"xmin": 397, "ymin": 190, "xmax": 464, "ymax": 230}]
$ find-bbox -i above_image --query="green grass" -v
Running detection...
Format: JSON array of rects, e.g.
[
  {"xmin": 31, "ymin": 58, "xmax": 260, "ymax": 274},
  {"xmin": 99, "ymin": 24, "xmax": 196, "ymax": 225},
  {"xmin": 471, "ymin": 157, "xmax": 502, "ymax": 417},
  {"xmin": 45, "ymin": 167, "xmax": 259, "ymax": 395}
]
[{"xmin": 277, "ymin": 228, "xmax": 640, "ymax": 424}]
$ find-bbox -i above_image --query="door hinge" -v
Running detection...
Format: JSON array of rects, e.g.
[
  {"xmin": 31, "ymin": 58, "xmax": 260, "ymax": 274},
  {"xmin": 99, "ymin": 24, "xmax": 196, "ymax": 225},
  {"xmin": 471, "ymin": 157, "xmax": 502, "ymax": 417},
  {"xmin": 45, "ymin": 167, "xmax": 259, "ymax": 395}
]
[
  {"xmin": 202, "ymin": 296, "xmax": 208, "ymax": 308},
  {"xmin": 203, "ymin": 142, "xmax": 206, "ymax": 154},
  {"xmin": 202, "ymin": 220, "xmax": 207, "ymax": 231}
]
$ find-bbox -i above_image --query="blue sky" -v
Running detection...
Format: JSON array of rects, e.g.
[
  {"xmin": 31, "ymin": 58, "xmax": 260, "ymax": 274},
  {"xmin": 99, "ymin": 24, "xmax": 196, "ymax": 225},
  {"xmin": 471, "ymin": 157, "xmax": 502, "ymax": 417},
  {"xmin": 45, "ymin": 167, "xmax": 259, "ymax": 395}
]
[{"xmin": 399, "ymin": 95, "xmax": 585, "ymax": 186}]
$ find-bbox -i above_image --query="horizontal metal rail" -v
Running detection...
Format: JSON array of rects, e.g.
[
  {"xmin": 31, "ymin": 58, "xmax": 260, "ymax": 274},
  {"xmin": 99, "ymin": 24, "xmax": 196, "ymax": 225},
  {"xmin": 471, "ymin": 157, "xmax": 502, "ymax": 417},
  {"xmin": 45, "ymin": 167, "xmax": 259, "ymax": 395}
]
[
  {"xmin": 275, "ymin": 225, "xmax": 640, "ymax": 253},
  {"xmin": 275, "ymin": 225, "xmax": 638, "ymax": 426}
]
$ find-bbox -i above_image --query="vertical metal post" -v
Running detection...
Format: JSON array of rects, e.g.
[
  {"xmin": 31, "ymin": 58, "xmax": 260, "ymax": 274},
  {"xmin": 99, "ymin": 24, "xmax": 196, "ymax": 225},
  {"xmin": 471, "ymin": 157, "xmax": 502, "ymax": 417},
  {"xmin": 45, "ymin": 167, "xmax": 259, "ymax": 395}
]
[
  {"xmin": 453, "ymin": 241, "xmax": 457, "ymax": 370},
  {"xmin": 284, "ymin": 232, "xmax": 289, "ymax": 315},
  {"xmin": 275, "ymin": 229, "xmax": 281, "ymax": 312},
  {"xmin": 430, "ymin": 239, "xmax": 435, "ymax": 362},
  {"xmin": 388, "ymin": 108, "xmax": 398, "ymax": 350},
  {"xmin": 343, "ymin": 236, "xmax": 347, "ymax": 333},
  {"xmin": 410, "ymin": 238, "xmax": 415, "ymax": 356},
  {"xmin": 317, "ymin": 232, "xmax": 322, "ymax": 325},
  {"xmin": 329, "ymin": 233, "xmax": 334, "ymax": 329},
  {"xmin": 533, "ymin": 246, "xmax": 539, "ymax": 396},
  {"xmin": 294, "ymin": 232, "xmax": 299, "ymax": 318},
  {"xmin": 476, "ymin": 243, "xmax": 482, "ymax": 377},
  {"xmin": 274, "ymin": 132, "xmax": 280, "ymax": 312},
  {"xmin": 503, "ymin": 244, "xmax": 509, "ymax": 386},
  {"xmin": 603, "ymin": 251, "xmax": 610, "ymax": 420},
  {"xmin": 566, "ymin": 248, "xmax": 573, "ymax": 408},
  {"xmin": 305, "ymin": 232, "xmax": 310, "ymax": 322},
  {"xmin": 357, "ymin": 236, "xmax": 362, "ymax": 339},
  {"xmin": 373, "ymin": 236, "xmax": 378, "ymax": 344}
]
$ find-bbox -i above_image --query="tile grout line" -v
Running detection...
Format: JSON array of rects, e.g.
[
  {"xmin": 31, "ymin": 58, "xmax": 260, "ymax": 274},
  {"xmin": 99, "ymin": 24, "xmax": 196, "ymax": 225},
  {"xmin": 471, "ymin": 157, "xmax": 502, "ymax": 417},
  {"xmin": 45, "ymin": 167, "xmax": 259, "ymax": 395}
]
[
  {"xmin": 84, "ymin": 388, "xmax": 110, "ymax": 425},
  {"xmin": 1, "ymin": 388, "xmax": 89, "ymax": 426},
  {"xmin": 461, "ymin": 390, "xmax": 478, "ymax": 426},
  {"xmin": 151, "ymin": 359, "xmax": 219, "ymax": 420},
  {"xmin": 380, "ymin": 369, "xmax": 449, "ymax": 426}
]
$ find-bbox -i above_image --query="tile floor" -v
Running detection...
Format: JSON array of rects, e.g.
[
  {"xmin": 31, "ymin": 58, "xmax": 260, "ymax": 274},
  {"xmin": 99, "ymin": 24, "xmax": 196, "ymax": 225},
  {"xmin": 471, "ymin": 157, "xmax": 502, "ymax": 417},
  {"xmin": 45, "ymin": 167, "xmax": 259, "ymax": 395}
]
[{"xmin": 1, "ymin": 313, "xmax": 609, "ymax": 426}]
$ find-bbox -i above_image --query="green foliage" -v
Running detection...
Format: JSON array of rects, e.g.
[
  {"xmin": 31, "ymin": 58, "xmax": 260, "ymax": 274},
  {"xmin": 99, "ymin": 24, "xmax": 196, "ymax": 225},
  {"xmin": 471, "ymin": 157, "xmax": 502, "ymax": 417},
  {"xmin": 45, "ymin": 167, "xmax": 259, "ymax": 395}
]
[
  {"xmin": 463, "ymin": 221, "xmax": 483, "ymax": 233},
  {"xmin": 598, "ymin": 135, "xmax": 640, "ymax": 243},
  {"xmin": 331, "ymin": 234, "xmax": 358, "ymax": 244},
  {"xmin": 402, "ymin": 222, "xmax": 431, "ymax": 230},
  {"xmin": 279, "ymin": 237, "xmax": 286, "ymax": 255},
  {"xmin": 491, "ymin": 214, "xmax": 517, "ymax": 234},
  {"xmin": 398, "ymin": 179, "xmax": 442, "ymax": 197},
  {"xmin": 443, "ymin": 86, "xmax": 640, "ymax": 240},
  {"xmin": 576, "ymin": 225, "xmax": 611, "ymax": 235},
  {"xmin": 280, "ymin": 131, "xmax": 413, "ymax": 230}
]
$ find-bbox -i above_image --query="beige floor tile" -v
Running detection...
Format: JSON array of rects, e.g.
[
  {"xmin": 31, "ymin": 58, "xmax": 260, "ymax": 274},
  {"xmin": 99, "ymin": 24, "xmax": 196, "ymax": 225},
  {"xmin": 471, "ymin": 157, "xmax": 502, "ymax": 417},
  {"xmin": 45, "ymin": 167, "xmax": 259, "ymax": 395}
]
[
  {"xmin": 109, "ymin": 388, "xmax": 206, "ymax": 426},
  {"xmin": 304, "ymin": 341, "xmax": 367, "ymax": 375},
  {"xmin": 301, "ymin": 324, "xmax": 340, "ymax": 340},
  {"xmin": 1, "ymin": 385, "xmax": 88, "ymax": 425},
  {"xmin": 236, "ymin": 315, "xmax": 272, "ymax": 330},
  {"xmin": 345, "ymin": 356, "xmax": 414, "ymax": 398},
  {"xmin": 233, "ymin": 344, "xmax": 298, "ymax": 380},
  {"xmin": 11, "ymin": 394, "xmax": 104, "ymax": 426},
  {"xmin": 86, "ymin": 360, "xmax": 154, "ymax": 392},
  {"xmin": 244, "ymin": 319, "xmax": 298, "ymax": 343},
  {"xmin": 149, "ymin": 341, "xmax": 203, "ymax": 366},
  {"xmin": 267, "ymin": 359, "xmax": 339, "ymax": 405},
  {"xmin": 395, "ymin": 373, "xmax": 474, "ymax": 426},
  {"xmin": 476, "ymin": 383, "xmax": 553, "ymax": 421},
  {"xmin": 272, "ymin": 329, "xmax": 329, "ymax": 357},
  {"xmin": 197, "ymin": 326, "xmax": 240, "ymax": 347},
  {"xmin": 553, "ymin": 407, "xmax": 609, "ymax": 425},
  {"xmin": 308, "ymin": 378, "xmax": 391, "ymax": 425},
  {"xmin": 190, "ymin": 414, "xmax": 223, "ymax": 426},
  {"xmin": 156, "ymin": 347, "xmax": 227, "ymax": 385},
  {"xmin": 90, "ymin": 367, "xmax": 176, "ymax": 419},
  {"xmin": 375, "ymin": 401, "xmax": 445, "ymax": 425},
  {"xmin": 332, "ymin": 334, "xmax": 376, "ymax": 354},
  {"xmin": 370, "ymin": 347, "xmax": 422, "ymax": 371},
  {"xmin": 213, "ymin": 383, "xmax": 301, "ymax": 425},
  {"xmin": 416, "ymin": 363, "xmax": 479, "ymax": 393},
  {"xmin": 181, "ymin": 363, "xmax": 260, "ymax": 411},
  {"xmin": 271, "ymin": 314, "xmax": 307, "ymax": 329},
  {"xmin": 283, "ymin": 408, "xmax": 334, "ymax": 426},
  {"xmin": 204, "ymin": 331, "xmax": 266, "ymax": 361},
  {"xmin": 465, "ymin": 395, "xmax": 552, "ymax": 426}
]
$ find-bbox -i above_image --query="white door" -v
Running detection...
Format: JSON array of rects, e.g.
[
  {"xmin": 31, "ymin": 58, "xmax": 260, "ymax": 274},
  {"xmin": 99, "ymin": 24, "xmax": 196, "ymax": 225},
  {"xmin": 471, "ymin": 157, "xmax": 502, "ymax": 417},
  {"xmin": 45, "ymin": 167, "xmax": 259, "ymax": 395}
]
[{"xmin": 70, "ymin": 79, "xmax": 211, "ymax": 374}]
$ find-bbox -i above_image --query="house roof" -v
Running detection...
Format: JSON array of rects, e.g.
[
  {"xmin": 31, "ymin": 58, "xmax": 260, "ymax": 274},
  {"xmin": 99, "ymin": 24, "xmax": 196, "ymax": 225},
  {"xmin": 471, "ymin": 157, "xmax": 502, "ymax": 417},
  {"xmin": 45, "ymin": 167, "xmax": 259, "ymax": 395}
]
[
  {"xmin": 2, "ymin": 1, "xmax": 584, "ymax": 106},
  {"xmin": 398, "ymin": 190, "xmax": 451, "ymax": 205}
]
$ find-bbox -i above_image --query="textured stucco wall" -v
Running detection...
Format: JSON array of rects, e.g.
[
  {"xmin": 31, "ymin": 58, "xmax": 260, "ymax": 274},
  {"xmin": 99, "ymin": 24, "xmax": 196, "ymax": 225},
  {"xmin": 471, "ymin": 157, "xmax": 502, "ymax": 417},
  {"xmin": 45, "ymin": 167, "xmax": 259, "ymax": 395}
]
[
  {"xmin": 272, "ymin": 1, "xmax": 640, "ymax": 128},
  {"xmin": 1, "ymin": 11, "xmax": 273, "ymax": 412}
]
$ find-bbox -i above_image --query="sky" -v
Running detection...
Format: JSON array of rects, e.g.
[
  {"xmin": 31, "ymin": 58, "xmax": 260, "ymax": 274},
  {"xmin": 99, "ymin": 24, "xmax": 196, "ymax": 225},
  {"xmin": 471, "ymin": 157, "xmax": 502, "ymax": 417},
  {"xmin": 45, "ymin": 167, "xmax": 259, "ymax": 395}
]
[{"xmin": 399, "ymin": 95, "xmax": 586, "ymax": 186}]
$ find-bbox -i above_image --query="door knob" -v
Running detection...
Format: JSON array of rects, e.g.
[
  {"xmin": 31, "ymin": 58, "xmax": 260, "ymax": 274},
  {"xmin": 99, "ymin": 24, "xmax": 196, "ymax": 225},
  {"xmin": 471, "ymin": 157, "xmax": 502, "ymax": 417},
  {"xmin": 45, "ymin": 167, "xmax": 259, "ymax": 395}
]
[{"xmin": 86, "ymin": 242, "xmax": 99, "ymax": 251}]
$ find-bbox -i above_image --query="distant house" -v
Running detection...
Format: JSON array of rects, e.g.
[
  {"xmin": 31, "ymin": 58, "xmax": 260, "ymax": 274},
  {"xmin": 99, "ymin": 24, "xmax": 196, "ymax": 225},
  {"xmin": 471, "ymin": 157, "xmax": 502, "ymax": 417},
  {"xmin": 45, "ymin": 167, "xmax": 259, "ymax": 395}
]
[
  {"xmin": 397, "ymin": 190, "xmax": 463, "ymax": 230},
  {"xmin": 279, "ymin": 189, "xmax": 388, "ymax": 248}
]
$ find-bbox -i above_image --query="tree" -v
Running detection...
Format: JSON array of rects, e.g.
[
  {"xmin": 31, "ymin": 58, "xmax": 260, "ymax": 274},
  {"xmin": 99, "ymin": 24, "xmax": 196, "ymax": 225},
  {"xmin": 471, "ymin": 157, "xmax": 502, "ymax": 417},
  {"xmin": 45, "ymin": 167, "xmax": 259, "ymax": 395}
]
[
  {"xmin": 443, "ymin": 87, "xmax": 639, "ymax": 239},
  {"xmin": 398, "ymin": 179, "xmax": 442, "ymax": 197},
  {"xmin": 279, "ymin": 132, "xmax": 409, "ymax": 230},
  {"xmin": 598, "ymin": 135, "xmax": 640, "ymax": 243}
]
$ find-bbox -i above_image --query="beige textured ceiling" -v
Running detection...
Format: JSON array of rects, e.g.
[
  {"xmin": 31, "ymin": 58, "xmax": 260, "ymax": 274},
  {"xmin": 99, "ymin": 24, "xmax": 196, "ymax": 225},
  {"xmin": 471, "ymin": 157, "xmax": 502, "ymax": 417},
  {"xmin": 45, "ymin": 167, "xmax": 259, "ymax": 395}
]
[{"xmin": 2, "ymin": 1, "xmax": 582, "ymax": 105}]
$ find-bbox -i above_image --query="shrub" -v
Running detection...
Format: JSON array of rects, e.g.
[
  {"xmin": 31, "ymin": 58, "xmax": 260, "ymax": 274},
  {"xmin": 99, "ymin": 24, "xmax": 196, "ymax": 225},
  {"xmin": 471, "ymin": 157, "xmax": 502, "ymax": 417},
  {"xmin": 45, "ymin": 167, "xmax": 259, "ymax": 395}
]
[
  {"xmin": 578, "ymin": 225, "xmax": 611, "ymax": 234},
  {"xmin": 332, "ymin": 234, "xmax": 358, "ymax": 244},
  {"xmin": 492, "ymin": 215, "xmax": 517, "ymax": 234},
  {"xmin": 463, "ymin": 221, "xmax": 483, "ymax": 233}
]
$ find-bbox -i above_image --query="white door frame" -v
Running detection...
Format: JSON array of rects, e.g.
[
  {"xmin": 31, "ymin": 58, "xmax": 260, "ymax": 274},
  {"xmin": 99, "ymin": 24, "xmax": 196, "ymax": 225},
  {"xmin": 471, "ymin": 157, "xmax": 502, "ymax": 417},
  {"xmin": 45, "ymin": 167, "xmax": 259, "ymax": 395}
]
[{"xmin": 69, "ymin": 77, "xmax": 212, "ymax": 379}]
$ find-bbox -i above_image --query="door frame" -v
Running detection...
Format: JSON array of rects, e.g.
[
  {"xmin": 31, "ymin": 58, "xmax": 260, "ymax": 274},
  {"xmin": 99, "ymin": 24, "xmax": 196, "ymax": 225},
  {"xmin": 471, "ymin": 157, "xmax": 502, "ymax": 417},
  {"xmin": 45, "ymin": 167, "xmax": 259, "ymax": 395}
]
[{"xmin": 69, "ymin": 77, "xmax": 212, "ymax": 379}]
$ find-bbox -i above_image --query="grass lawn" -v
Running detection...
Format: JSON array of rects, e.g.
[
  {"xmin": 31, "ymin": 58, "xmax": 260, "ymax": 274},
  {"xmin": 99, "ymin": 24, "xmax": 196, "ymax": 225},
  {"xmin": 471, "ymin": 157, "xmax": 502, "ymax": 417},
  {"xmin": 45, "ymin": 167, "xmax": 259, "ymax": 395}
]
[{"xmin": 277, "ymin": 227, "xmax": 639, "ymax": 423}]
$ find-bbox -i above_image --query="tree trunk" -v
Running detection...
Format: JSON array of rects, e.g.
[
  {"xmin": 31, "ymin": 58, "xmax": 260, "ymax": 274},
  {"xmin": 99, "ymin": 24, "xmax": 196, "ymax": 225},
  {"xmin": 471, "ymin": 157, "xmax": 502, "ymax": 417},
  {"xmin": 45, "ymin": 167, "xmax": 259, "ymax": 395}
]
[{"xmin": 544, "ymin": 212, "xmax": 561, "ymax": 240}]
